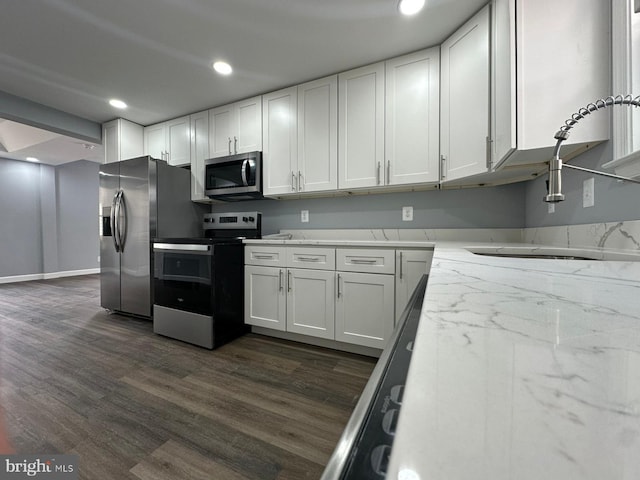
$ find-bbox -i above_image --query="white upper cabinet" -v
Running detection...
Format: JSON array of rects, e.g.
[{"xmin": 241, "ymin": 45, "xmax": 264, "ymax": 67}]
[
  {"xmin": 189, "ymin": 110, "xmax": 209, "ymax": 202},
  {"xmin": 209, "ymin": 96, "xmax": 262, "ymax": 158},
  {"xmin": 143, "ymin": 123, "xmax": 166, "ymax": 161},
  {"xmin": 385, "ymin": 48, "xmax": 440, "ymax": 185},
  {"xmin": 440, "ymin": 5, "xmax": 491, "ymax": 182},
  {"xmin": 338, "ymin": 62, "xmax": 385, "ymax": 189},
  {"xmin": 143, "ymin": 116, "xmax": 190, "ymax": 166},
  {"xmin": 102, "ymin": 118, "xmax": 143, "ymax": 164},
  {"xmin": 297, "ymin": 75, "xmax": 338, "ymax": 193},
  {"xmin": 209, "ymin": 104, "xmax": 234, "ymax": 158},
  {"xmin": 263, "ymin": 86, "xmax": 298, "ymax": 196},
  {"xmin": 491, "ymin": 0, "xmax": 609, "ymax": 169}
]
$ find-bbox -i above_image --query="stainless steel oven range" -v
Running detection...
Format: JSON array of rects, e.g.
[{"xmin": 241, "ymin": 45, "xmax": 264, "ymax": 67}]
[{"xmin": 152, "ymin": 212, "xmax": 261, "ymax": 349}]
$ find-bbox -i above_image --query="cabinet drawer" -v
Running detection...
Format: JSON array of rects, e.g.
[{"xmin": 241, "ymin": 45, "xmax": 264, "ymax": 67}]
[
  {"xmin": 245, "ymin": 246, "xmax": 286, "ymax": 267},
  {"xmin": 336, "ymin": 248, "xmax": 395, "ymax": 274},
  {"xmin": 287, "ymin": 247, "xmax": 335, "ymax": 271}
]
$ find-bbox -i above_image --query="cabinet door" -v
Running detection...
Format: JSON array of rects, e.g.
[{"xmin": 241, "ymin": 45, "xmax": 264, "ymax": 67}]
[
  {"xmin": 236, "ymin": 96, "xmax": 263, "ymax": 154},
  {"xmin": 395, "ymin": 250, "xmax": 432, "ymax": 321},
  {"xmin": 385, "ymin": 48, "xmax": 440, "ymax": 185},
  {"xmin": 338, "ymin": 63, "xmax": 385, "ymax": 189},
  {"xmin": 209, "ymin": 104, "xmax": 234, "ymax": 158},
  {"xmin": 103, "ymin": 119, "xmax": 143, "ymax": 164},
  {"xmin": 287, "ymin": 269, "xmax": 335, "ymax": 339},
  {"xmin": 297, "ymin": 75, "xmax": 338, "ymax": 193},
  {"xmin": 263, "ymin": 86, "xmax": 298, "ymax": 196},
  {"xmin": 190, "ymin": 111, "xmax": 209, "ymax": 202},
  {"xmin": 492, "ymin": 0, "xmax": 517, "ymax": 167},
  {"xmin": 119, "ymin": 119, "xmax": 144, "ymax": 161},
  {"xmin": 165, "ymin": 116, "xmax": 190, "ymax": 166},
  {"xmin": 335, "ymin": 272, "xmax": 394, "ymax": 349},
  {"xmin": 245, "ymin": 266, "xmax": 286, "ymax": 331},
  {"xmin": 102, "ymin": 120, "xmax": 119, "ymax": 164},
  {"xmin": 440, "ymin": 5, "xmax": 490, "ymax": 182},
  {"xmin": 144, "ymin": 123, "xmax": 166, "ymax": 161}
]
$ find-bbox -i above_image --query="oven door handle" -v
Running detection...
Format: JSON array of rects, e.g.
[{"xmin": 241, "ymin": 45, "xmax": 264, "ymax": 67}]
[{"xmin": 153, "ymin": 243, "xmax": 213, "ymax": 255}]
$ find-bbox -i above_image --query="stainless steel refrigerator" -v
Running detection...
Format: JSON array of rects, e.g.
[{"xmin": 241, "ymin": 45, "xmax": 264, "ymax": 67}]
[{"xmin": 99, "ymin": 156, "xmax": 203, "ymax": 318}]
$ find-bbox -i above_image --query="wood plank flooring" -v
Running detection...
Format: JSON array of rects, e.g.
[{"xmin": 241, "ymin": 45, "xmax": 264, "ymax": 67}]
[{"xmin": 0, "ymin": 275, "xmax": 376, "ymax": 479}]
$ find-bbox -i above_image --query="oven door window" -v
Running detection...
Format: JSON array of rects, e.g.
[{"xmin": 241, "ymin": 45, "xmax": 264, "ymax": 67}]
[{"xmin": 154, "ymin": 252, "xmax": 212, "ymax": 316}]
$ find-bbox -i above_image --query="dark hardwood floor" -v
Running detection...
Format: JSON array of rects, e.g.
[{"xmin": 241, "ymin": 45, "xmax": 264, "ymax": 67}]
[{"xmin": 0, "ymin": 275, "xmax": 376, "ymax": 479}]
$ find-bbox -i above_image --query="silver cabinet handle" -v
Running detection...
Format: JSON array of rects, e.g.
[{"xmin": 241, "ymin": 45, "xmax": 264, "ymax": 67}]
[
  {"xmin": 228, "ymin": 137, "xmax": 232, "ymax": 155},
  {"xmin": 297, "ymin": 256, "xmax": 320, "ymax": 262},
  {"xmin": 399, "ymin": 251, "xmax": 403, "ymax": 279},
  {"xmin": 234, "ymin": 136, "xmax": 238, "ymax": 154},
  {"xmin": 298, "ymin": 171, "xmax": 302, "ymax": 191},
  {"xmin": 386, "ymin": 160, "xmax": 391, "ymax": 184},
  {"xmin": 337, "ymin": 273, "xmax": 342, "ymax": 298},
  {"xmin": 350, "ymin": 258, "xmax": 377, "ymax": 264},
  {"xmin": 253, "ymin": 254, "xmax": 275, "ymax": 259},
  {"xmin": 287, "ymin": 270, "xmax": 292, "ymax": 292},
  {"xmin": 376, "ymin": 162, "xmax": 381, "ymax": 185},
  {"xmin": 486, "ymin": 136, "xmax": 492, "ymax": 169},
  {"xmin": 291, "ymin": 171, "xmax": 296, "ymax": 191},
  {"xmin": 279, "ymin": 269, "xmax": 283, "ymax": 292},
  {"xmin": 441, "ymin": 154, "xmax": 447, "ymax": 180}
]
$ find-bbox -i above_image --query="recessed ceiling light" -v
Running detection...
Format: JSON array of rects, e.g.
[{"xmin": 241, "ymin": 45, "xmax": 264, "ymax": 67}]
[
  {"xmin": 25, "ymin": 157, "xmax": 39, "ymax": 162},
  {"xmin": 398, "ymin": 0, "xmax": 425, "ymax": 15},
  {"xmin": 109, "ymin": 99, "xmax": 127, "ymax": 109},
  {"xmin": 213, "ymin": 61, "xmax": 233, "ymax": 75}
]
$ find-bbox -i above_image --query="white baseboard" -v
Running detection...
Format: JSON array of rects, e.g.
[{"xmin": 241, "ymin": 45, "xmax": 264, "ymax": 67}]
[{"xmin": 0, "ymin": 268, "xmax": 99, "ymax": 284}]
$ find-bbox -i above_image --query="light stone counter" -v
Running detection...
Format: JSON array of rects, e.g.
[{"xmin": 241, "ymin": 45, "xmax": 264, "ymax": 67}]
[
  {"xmin": 243, "ymin": 238, "xmax": 435, "ymax": 249},
  {"xmin": 387, "ymin": 243, "xmax": 640, "ymax": 480}
]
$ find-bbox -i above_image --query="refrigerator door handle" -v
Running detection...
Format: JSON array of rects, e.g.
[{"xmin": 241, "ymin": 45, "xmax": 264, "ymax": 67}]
[
  {"xmin": 111, "ymin": 191, "xmax": 120, "ymax": 252},
  {"xmin": 117, "ymin": 190, "xmax": 127, "ymax": 251}
]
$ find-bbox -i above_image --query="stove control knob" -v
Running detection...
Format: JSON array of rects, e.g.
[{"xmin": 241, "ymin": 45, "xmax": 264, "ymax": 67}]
[
  {"xmin": 248, "ymin": 216, "xmax": 255, "ymax": 222},
  {"xmin": 242, "ymin": 216, "xmax": 248, "ymax": 222}
]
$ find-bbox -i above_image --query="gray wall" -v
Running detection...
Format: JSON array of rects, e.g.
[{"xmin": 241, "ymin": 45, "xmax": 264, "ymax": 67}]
[
  {"xmin": 56, "ymin": 160, "xmax": 100, "ymax": 271},
  {"xmin": 0, "ymin": 160, "xmax": 43, "ymax": 276},
  {"xmin": 524, "ymin": 141, "xmax": 640, "ymax": 227},
  {"xmin": 212, "ymin": 183, "xmax": 527, "ymax": 235},
  {"xmin": 0, "ymin": 158, "xmax": 99, "ymax": 278}
]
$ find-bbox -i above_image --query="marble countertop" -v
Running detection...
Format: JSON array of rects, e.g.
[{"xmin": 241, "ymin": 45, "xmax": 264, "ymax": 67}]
[
  {"xmin": 387, "ymin": 243, "xmax": 640, "ymax": 480},
  {"xmin": 244, "ymin": 238, "xmax": 435, "ymax": 249}
]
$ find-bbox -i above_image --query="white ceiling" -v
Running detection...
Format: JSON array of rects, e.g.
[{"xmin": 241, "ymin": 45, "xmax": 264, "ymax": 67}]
[{"xmin": 0, "ymin": 0, "xmax": 486, "ymax": 165}]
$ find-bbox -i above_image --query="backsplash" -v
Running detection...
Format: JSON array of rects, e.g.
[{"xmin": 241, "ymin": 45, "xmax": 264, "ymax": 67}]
[
  {"xmin": 280, "ymin": 228, "xmax": 522, "ymax": 243},
  {"xmin": 281, "ymin": 219, "xmax": 640, "ymax": 252},
  {"xmin": 523, "ymin": 219, "xmax": 640, "ymax": 252}
]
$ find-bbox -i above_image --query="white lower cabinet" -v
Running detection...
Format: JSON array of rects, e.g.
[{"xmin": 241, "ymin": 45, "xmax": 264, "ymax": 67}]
[
  {"xmin": 245, "ymin": 244, "xmax": 431, "ymax": 350},
  {"xmin": 395, "ymin": 250, "xmax": 433, "ymax": 321},
  {"xmin": 287, "ymin": 268, "xmax": 335, "ymax": 339},
  {"xmin": 335, "ymin": 272, "xmax": 395, "ymax": 349},
  {"xmin": 244, "ymin": 265, "xmax": 286, "ymax": 331}
]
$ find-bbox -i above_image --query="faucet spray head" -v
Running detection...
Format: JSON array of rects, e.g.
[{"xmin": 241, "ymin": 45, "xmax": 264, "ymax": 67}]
[{"xmin": 544, "ymin": 157, "xmax": 565, "ymax": 203}]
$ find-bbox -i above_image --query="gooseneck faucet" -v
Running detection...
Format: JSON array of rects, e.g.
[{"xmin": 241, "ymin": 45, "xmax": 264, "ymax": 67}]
[{"xmin": 544, "ymin": 95, "xmax": 640, "ymax": 203}]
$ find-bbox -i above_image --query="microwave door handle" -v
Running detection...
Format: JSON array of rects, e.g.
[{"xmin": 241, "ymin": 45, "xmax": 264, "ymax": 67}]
[
  {"xmin": 111, "ymin": 191, "xmax": 120, "ymax": 252},
  {"xmin": 241, "ymin": 159, "xmax": 250, "ymax": 186}
]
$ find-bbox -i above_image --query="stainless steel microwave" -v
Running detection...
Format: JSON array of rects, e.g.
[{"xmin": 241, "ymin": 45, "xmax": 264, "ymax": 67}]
[{"xmin": 204, "ymin": 151, "xmax": 262, "ymax": 201}]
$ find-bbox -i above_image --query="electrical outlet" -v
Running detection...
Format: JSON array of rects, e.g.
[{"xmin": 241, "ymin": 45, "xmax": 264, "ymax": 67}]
[
  {"xmin": 583, "ymin": 177, "xmax": 594, "ymax": 208},
  {"xmin": 548, "ymin": 203, "xmax": 555, "ymax": 214},
  {"xmin": 402, "ymin": 206, "xmax": 413, "ymax": 221},
  {"xmin": 301, "ymin": 210, "xmax": 309, "ymax": 223}
]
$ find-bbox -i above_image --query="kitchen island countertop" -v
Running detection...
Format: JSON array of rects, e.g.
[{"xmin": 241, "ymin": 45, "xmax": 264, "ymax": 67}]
[{"xmin": 387, "ymin": 243, "xmax": 640, "ymax": 480}]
